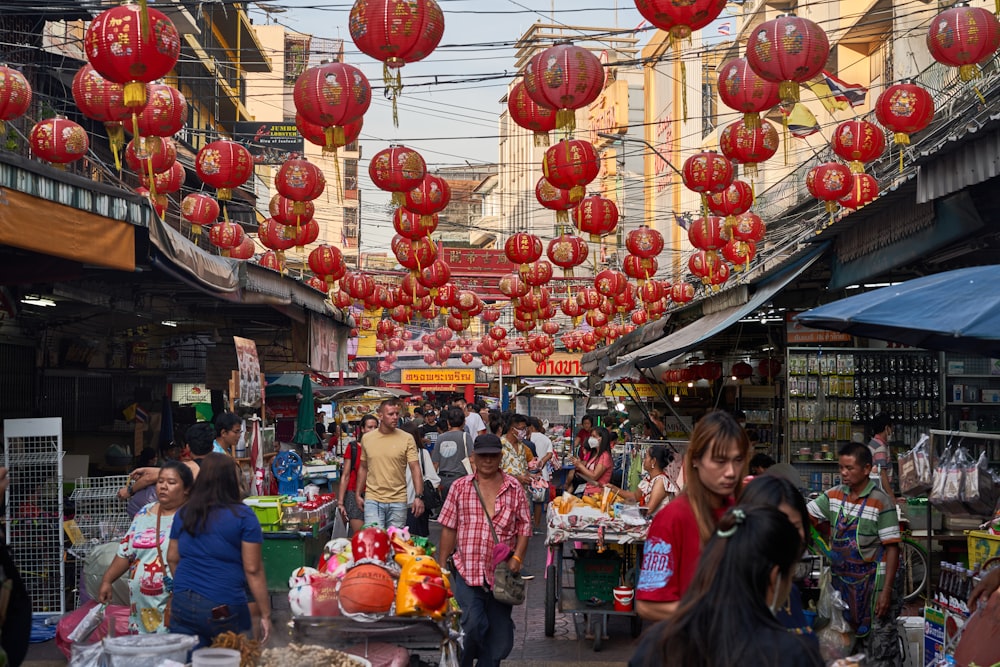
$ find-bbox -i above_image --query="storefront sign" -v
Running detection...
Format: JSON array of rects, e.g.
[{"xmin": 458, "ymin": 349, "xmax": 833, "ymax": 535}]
[
  {"xmin": 309, "ymin": 312, "xmax": 347, "ymax": 373},
  {"xmin": 443, "ymin": 248, "xmax": 517, "ymax": 275},
  {"xmin": 401, "ymin": 369, "xmax": 476, "ymax": 384},
  {"xmin": 604, "ymin": 383, "xmax": 658, "ymax": 398},
  {"xmin": 786, "ymin": 313, "xmax": 852, "ymax": 343},
  {"xmin": 235, "ymin": 121, "xmax": 304, "ymax": 164},
  {"xmin": 234, "ymin": 336, "xmax": 262, "ymax": 408},
  {"xmin": 513, "ymin": 353, "xmax": 584, "ymax": 377},
  {"xmin": 171, "ymin": 383, "xmax": 210, "ymax": 404}
]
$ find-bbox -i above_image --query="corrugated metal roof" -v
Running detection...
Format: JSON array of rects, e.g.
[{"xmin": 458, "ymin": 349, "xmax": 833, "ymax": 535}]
[{"xmin": 917, "ymin": 124, "xmax": 1000, "ymax": 204}]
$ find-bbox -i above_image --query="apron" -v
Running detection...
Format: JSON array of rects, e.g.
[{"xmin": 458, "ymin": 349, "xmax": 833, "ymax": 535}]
[{"xmin": 830, "ymin": 495, "xmax": 882, "ymax": 637}]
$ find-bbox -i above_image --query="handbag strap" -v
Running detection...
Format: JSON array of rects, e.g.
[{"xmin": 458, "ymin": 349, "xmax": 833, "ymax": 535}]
[{"xmin": 472, "ymin": 479, "xmax": 500, "ymax": 545}]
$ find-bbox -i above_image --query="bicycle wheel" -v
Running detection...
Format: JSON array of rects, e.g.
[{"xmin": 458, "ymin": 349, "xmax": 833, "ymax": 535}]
[{"xmin": 900, "ymin": 539, "xmax": 928, "ymax": 602}]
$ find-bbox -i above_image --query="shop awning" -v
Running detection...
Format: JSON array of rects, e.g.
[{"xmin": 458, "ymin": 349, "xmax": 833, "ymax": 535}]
[
  {"xmin": 581, "ymin": 313, "xmax": 671, "ymax": 375},
  {"xmin": 605, "ymin": 247, "xmax": 825, "ymax": 379},
  {"xmin": 148, "ymin": 214, "xmax": 241, "ymax": 294}
]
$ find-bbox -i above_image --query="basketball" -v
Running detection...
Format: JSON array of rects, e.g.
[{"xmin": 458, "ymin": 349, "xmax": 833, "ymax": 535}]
[{"xmin": 338, "ymin": 564, "xmax": 395, "ymax": 615}]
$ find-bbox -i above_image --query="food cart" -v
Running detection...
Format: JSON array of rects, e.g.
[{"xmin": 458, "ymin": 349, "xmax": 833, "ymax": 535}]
[{"xmin": 544, "ymin": 499, "xmax": 649, "ymax": 651}]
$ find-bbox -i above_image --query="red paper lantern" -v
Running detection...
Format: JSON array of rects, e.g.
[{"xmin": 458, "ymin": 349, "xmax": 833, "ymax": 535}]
[
  {"xmin": 875, "ymin": 82, "xmax": 934, "ymax": 147},
  {"xmin": 507, "ymin": 81, "xmax": 558, "ymax": 146},
  {"xmin": 195, "ymin": 140, "xmax": 254, "ymax": 200},
  {"xmin": 399, "ymin": 272, "xmax": 430, "ymax": 302},
  {"xmin": 688, "ymin": 216, "xmax": 728, "ymax": 251},
  {"xmin": 435, "ymin": 283, "xmax": 459, "ymax": 309},
  {"xmin": 572, "ymin": 195, "xmax": 619, "ymax": 242},
  {"xmin": 297, "ymin": 113, "xmax": 363, "ymax": 152},
  {"xmin": 732, "ymin": 361, "xmax": 754, "ymax": 379},
  {"xmin": 671, "ymin": 282, "xmax": 695, "ymax": 304},
  {"xmin": 623, "ymin": 255, "xmax": 658, "ymax": 283},
  {"xmin": 125, "ymin": 136, "xmax": 176, "ymax": 175},
  {"xmin": 136, "ymin": 84, "xmax": 186, "ymax": 137},
  {"xmin": 546, "ymin": 233, "xmax": 589, "ymax": 277},
  {"xmin": 404, "ymin": 173, "xmax": 451, "ymax": 224},
  {"xmin": 294, "ymin": 219, "xmax": 320, "ymax": 248},
  {"xmin": 731, "ymin": 212, "xmax": 766, "ymax": 244},
  {"xmin": 523, "ymin": 43, "xmax": 604, "ymax": 131},
  {"xmin": 0, "ymin": 66, "xmax": 32, "ymax": 129},
  {"xmin": 926, "ymin": 5, "xmax": 1000, "ymax": 82},
  {"xmin": 682, "ymin": 151, "xmax": 734, "ymax": 196},
  {"xmin": 746, "ymin": 15, "xmax": 830, "ymax": 104},
  {"xmin": 594, "ymin": 269, "xmax": 628, "ymax": 298},
  {"xmin": 639, "ymin": 280, "xmax": 664, "ymax": 304},
  {"xmin": 331, "ymin": 289, "xmax": 353, "ymax": 308},
  {"xmin": 258, "ymin": 218, "xmax": 297, "ymax": 252},
  {"xmin": 84, "ymin": 5, "xmax": 180, "ymax": 108},
  {"xmin": 181, "ymin": 193, "xmax": 220, "ymax": 237},
  {"xmin": 719, "ymin": 119, "xmax": 778, "ymax": 179},
  {"xmin": 293, "ymin": 63, "xmax": 371, "ymax": 150},
  {"xmin": 707, "ymin": 180, "xmax": 754, "ymax": 235},
  {"xmin": 419, "ymin": 259, "xmax": 451, "ymax": 292},
  {"xmin": 634, "ymin": 0, "xmax": 727, "ymax": 39},
  {"xmin": 30, "ymin": 118, "xmax": 89, "ymax": 165},
  {"xmin": 259, "ymin": 250, "xmax": 283, "ymax": 273},
  {"xmin": 461, "ymin": 352, "xmax": 474, "ymax": 365},
  {"xmin": 542, "ymin": 321, "xmax": 560, "ymax": 336},
  {"xmin": 141, "ymin": 161, "xmax": 184, "ymax": 195},
  {"xmin": 209, "ymin": 222, "xmax": 245, "ymax": 257},
  {"xmin": 631, "ymin": 310, "xmax": 649, "ymax": 326},
  {"xmin": 499, "ymin": 272, "xmax": 530, "ymax": 299},
  {"xmin": 270, "ymin": 194, "xmax": 315, "ymax": 228},
  {"xmin": 586, "ymin": 310, "xmax": 609, "ymax": 329},
  {"xmin": 276, "ymin": 158, "xmax": 325, "ymax": 212},
  {"xmin": 542, "ymin": 139, "xmax": 600, "ymax": 200},
  {"xmin": 523, "ymin": 260, "xmax": 553, "ymax": 288},
  {"xmin": 831, "ymin": 120, "xmax": 886, "ymax": 173},
  {"xmin": 717, "ymin": 58, "xmax": 780, "ymax": 128},
  {"xmin": 535, "ymin": 176, "xmax": 583, "ymax": 223},
  {"xmin": 839, "ymin": 173, "xmax": 879, "ymax": 211},
  {"xmin": 309, "ymin": 245, "xmax": 347, "ymax": 287},
  {"xmin": 370, "ymin": 145, "xmax": 426, "ymax": 204},
  {"xmin": 136, "ymin": 187, "xmax": 167, "ymax": 218},
  {"xmin": 806, "ymin": 162, "xmax": 853, "ymax": 216},
  {"xmin": 625, "ymin": 226, "xmax": 665, "ymax": 259},
  {"xmin": 229, "ymin": 235, "xmax": 256, "ymax": 261},
  {"xmin": 577, "ymin": 287, "xmax": 603, "ymax": 311},
  {"xmin": 392, "ymin": 234, "xmax": 437, "ymax": 271},
  {"xmin": 346, "ymin": 273, "xmax": 376, "ymax": 300},
  {"xmin": 504, "ymin": 232, "xmax": 543, "ymax": 272},
  {"xmin": 393, "ymin": 207, "xmax": 438, "ymax": 239},
  {"xmin": 722, "ymin": 238, "xmax": 756, "ymax": 272},
  {"xmin": 71, "ymin": 64, "xmax": 129, "ymax": 159},
  {"xmin": 758, "ymin": 357, "xmax": 782, "ymax": 378},
  {"xmin": 349, "ymin": 0, "xmax": 444, "ymax": 69}
]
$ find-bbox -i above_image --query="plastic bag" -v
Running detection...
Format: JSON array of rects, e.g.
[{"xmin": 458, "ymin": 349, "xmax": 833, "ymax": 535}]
[
  {"xmin": 816, "ymin": 588, "xmax": 855, "ymax": 663},
  {"xmin": 439, "ymin": 640, "xmax": 460, "ymax": 667},
  {"xmin": 69, "ymin": 641, "xmax": 105, "ymax": 667},
  {"xmin": 930, "ymin": 447, "xmax": 967, "ymax": 515},
  {"xmin": 898, "ymin": 433, "xmax": 932, "ymax": 497},
  {"xmin": 962, "ymin": 450, "xmax": 997, "ymax": 515},
  {"xmin": 67, "ymin": 603, "xmax": 106, "ymax": 643}
]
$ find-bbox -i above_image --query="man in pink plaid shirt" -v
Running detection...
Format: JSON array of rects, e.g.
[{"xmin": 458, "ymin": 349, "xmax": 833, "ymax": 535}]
[{"xmin": 437, "ymin": 433, "xmax": 531, "ymax": 667}]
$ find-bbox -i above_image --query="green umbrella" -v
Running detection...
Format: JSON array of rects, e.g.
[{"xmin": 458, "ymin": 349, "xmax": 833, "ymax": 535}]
[{"xmin": 292, "ymin": 373, "xmax": 321, "ymax": 448}]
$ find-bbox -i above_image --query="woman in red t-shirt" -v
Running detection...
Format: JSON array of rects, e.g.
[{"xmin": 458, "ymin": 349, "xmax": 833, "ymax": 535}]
[
  {"xmin": 570, "ymin": 426, "xmax": 614, "ymax": 496},
  {"xmin": 634, "ymin": 410, "xmax": 750, "ymax": 622},
  {"xmin": 337, "ymin": 415, "xmax": 378, "ymax": 535}
]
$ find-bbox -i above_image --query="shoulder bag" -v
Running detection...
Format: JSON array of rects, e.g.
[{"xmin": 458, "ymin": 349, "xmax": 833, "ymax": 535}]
[
  {"xmin": 419, "ymin": 452, "xmax": 442, "ymax": 512},
  {"xmin": 472, "ymin": 480, "xmax": 525, "ymax": 606}
]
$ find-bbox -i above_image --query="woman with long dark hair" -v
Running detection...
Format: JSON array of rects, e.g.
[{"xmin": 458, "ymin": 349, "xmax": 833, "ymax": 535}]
[
  {"xmin": 605, "ymin": 444, "xmax": 676, "ymax": 515},
  {"xmin": 338, "ymin": 414, "xmax": 378, "ymax": 535},
  {"xmin": 631, "ymin": 506, "xmax": 823, "ymax": 667},
  {"xmin": 569, "ymin": 425, "xmax": 613, "ymax": 496},
  {"xmin": 635, "ymin": 410, "xmax": 749, "ymax": 621},
  {"xmin": 167, "ymin": 453, "xmax": 271, "ymax": 647}
]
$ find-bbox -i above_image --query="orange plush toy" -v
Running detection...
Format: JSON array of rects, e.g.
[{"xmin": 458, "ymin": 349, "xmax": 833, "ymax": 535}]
[{"xmin": 394, "ymin": 552, "xmax": 451, "ymax": 620}]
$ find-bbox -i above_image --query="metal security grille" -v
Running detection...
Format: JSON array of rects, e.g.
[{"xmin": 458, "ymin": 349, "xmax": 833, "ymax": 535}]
[
  {"xmin": 68, "ymin": 475, "xmax": 131, "ymax": 560},
  {"xmin": 4, "ymin": 418, "xmax": 65, "ymax": 614}
]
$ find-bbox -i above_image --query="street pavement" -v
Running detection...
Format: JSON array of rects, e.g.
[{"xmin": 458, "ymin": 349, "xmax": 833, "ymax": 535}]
[{"xmin": 25, "ymin": 519, "xmax": 643, "ymax": 666}]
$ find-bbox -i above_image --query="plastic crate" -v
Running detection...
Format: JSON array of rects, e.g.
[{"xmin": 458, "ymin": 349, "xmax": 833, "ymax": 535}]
[
  {"xmin": 967, "ymin": 530, "xmax": 1000, "ymax": 569},
  {"xmin": 243, "ymin": 496, "xmax": 295, "ymax": 532},
  {"xmin": 575, "ymin": 555, "xmax": 622, "ymax": 604}
]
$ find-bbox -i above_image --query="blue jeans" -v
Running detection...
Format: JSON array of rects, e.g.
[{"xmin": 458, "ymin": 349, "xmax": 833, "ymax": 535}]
[
  {"xmin": 168, "ymin": 589, "xmax": 251, "ymax": 649},
  {"xmin": 450, "ymin": 567, "xmax": 514, "ymax": 667},
  {"xmin": 363, "ymin": 500, "xmax": 407, "ymax": 529}
]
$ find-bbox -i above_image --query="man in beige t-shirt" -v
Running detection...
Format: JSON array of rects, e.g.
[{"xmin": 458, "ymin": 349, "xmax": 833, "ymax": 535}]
[{"xmin": 355, "ymin": 399, "xmax": 425, "ymax": 529}]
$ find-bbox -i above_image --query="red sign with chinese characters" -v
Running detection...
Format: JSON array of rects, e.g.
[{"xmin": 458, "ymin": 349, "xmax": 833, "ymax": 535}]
[{"xmin": 445, "ymin": 248, "xmax": 517, "ymax": 275}]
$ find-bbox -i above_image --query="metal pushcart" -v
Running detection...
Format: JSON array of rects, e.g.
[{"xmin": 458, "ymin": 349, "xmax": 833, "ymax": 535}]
[
  {"xmin": 291, "ymin": 614, "xmax": 459, "ymax": 664},
  {"xmin": 543, "ymin": 518, "xmax": 648, "ymax": 651}
]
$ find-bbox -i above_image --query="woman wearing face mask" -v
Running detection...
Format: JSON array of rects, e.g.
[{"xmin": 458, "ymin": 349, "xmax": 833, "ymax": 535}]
[
  {"xmin": 569, "ymin": 426, "xmax": 613, "ymax": 496},
  {"xmin": 500, "ymin": 413, "xmax": 533, "ymax": 487},
  {"xmin": 630, "ymin": 506, "xmax": 823, "ymax": 667}
]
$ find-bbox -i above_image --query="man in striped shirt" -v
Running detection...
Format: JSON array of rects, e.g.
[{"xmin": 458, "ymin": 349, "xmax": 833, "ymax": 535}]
[{"xmin": 807, "ymin": 442, "xmax": 901, "ymax": 667}]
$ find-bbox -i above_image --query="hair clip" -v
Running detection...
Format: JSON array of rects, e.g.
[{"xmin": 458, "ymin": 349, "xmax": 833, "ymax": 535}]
[{"xmin": 716, "ymin": 508, "xmax": 746, "ymax": 538}]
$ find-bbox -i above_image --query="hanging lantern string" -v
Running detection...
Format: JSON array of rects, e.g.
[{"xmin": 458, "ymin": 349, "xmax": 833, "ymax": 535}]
[{"xmin": 136, "ymin": 0, "xmax": 153, "ymax": 42}]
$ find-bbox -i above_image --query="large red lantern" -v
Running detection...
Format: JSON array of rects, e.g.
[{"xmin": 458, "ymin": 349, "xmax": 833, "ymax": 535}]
[
  {"xmin": 229, "ymin": 235, "xmax": 256, "ymax": 261},
  {"xmin": 839, "ymin": 173, "xmax": 879, "ymax": 211},
  {"xmin": 309, "ymin": 245, "xmax": 347, "ymax": 288},
  {"xmin": 523, "ymin": 43, "xmax": 605, "ymax": 131},
  {"xmin": 0, "ymin": 66, "xmax": 32, "ymax": 131},
  {"xmin": 136, "ymin": 186, "xmax": 166, "ymax": 218},
  {"xmin": 719, "ymin": 119, "xmax": 778, "ymax": 179},
  {"xmin": 370, "ymin": 145, "xmax": 426, "ymax": 205},
  {"xmin": 195, "ymin": 140, "xmax": 253, "ymax": 200},
  {"xmin": 348, "ymin": 0, "xmax": 444, "ymax": 122},
  {"xmin": 926, "ymin": 5, "xmax": 1000, "ymax": 82},
  {"xmin": 404, "ymin": 173, "xmax": 451, "ymax": 225},
  {"xmin": 181, "ymin": 193, "xmax": 220, "ymax": 237},
  {"xmin": 689, "ymin": 251, "xmax": 730, "ymax": 289},
  {"xmin": 141, "ymin": 161, "xmax": 184, "ymax": 197},
  {"xmin": 875, "ymin": 82, "xmax": 934, "ymax": 150},
  {"xmin": 270, "ymin": 194, "xmax": 315, "ymax": 228},
  {"xmin": 135, "ymin": 84, "xmax": 186, "ymax": 137},
  {"xmin": 722, "ymin": 238, "xmax": 756, "ymax": 272},
  {"xmin": 259, "ymin": 251, "xmax": 283, "ymax": 273},
  {"xmin": 535, "ymin": 177, "xmax": 583, "ymax": 223},
  {"xmin": 84, "ymin": 5, "xmax": 180, "ymax": 108},
  {"xmin": 625, "ymin": 225, "xmax": 665, "ymax": 259},
  {"xmin": 717, "ymin": 58, "xmax": 780, "ymax": 129},
  {"xmin": 393, "ymin": 207, "xmax": 438, "ymax": 239},
  {"xmin": 572, "ymin": 195, "xmax": 619, "ymax": 242},
  {"xmin": 209, "ymin": 222, "xmax": 245, "ymax": 257},
  {"xmin": 594, "ymin": 269, "xmax": 628, "ymax": 298},
  {"xmin": 523, "ymin": 261, "xmax": 553, "ymax": 288},
  {"xmin": 623, "ymin": 255, "xmax": 658, "ymax": 283},
  {"xmin": 682, "ymin": 151, "xmax": 734, "ymax": 203},
  {"xmin": 634, "ymin": 0, "xmax": 727, "ymax": 39},
  {"xmin": 30, "ymin": 118, "xmax": 89, "ymax": 165},
  {"xmin": 504, "ymin": 233, "xmax": 543, "ymax": 273},
  {"xmin": 297, "ymin": 113, "xmax": 363, "ymax": 153},
  {"xmin": 399, "ymin": 272, "xmax": 430, "ymax": 302},
  {"xmin": 258, "ymin": 218, "xmax": 297, "ymax": 252},
  {"xmin": 276, "ymin": 157, "xmax": 326, "ymax": 212},
  {"xmin": 294, "ymin": 219, "xmax": 320, "ymax": 249},
  {"xmin": 671, "ymin": 282, "xmax": 695, "ymax": 304},
  {"xmin": 499, "ymin": 273, "xmax": 530, "ymax": 299},
  {"xmin": 806, "ymin": 162, "xmax": 853, "ymax": 217},
  {"xmin": 508, "ymin": 81, "xmax": 558, "ymax": 146},
  {"xmin": 746, "ymin": 15, "xmax": 830, "ymax": 104},
  {"xmin": 639, "ymin": 280, "xmax": 664, "ymax": 304},
  {"xmin": 125, "ymin": 136, "xmax": 176, "ymax": 175},
  {"xmin": 731, "ymin": 212, "xmax": 766, "ymax": 243},
  {"xmin": 707, "ymin": 180, "xmax": 754, "ymax": 234},
  {"xmin": 831, "ymin": 120, "xmax": 886, "ymax": 173},
  {"xmin": 542, "ymin": 139, "xmax": 600, "ymax": 199},
  {"xmin": 688, "ymin": 216, "xmax": 728, "ymax": 251},
  {"xmin": 547, "ymin": 233, "xmax": 589, "ymax": 277},
  {"xmin": 293, "ymin": 63, "xmax": 372, "ymax": 150},
  {"xmin": 71, "ymin": 64, "xmax": 129, "ymax": 162},
  {"xmin": 419, "ymin": 259, "xmax": 451, "ymax": 293},
  {"xmin": 392, "ymin": 234, "xmax": 437, "ymax": 271}
]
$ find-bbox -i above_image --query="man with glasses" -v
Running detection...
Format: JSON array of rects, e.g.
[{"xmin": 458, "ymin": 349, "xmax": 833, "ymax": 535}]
[{"xmin": 213, "ymin": 412, "xmax": 243, "ymax": 456}]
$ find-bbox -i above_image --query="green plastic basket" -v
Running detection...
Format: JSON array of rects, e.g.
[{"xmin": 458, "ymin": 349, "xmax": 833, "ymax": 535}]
[{"xmin": 575, "ymin": 555, "xmax": 622, "ymax": 603}]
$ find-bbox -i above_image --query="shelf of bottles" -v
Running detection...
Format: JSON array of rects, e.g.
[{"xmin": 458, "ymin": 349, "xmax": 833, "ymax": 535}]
[{"xmin": 786, "ymin": 348, "xmax": 941, "ymax": 466}]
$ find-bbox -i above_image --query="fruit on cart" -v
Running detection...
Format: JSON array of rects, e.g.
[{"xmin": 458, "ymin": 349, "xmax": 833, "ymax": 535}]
[
  {"xmin": 351, "ymin": 526, "xmax": 391, "ymax": 564},
  {"xmin": 338, "ymin": 563, "xmax": 396, "ymax": 615},
  {"xmin": 394, "ymin": 551, "xmax": 451, "ymax": 620}
]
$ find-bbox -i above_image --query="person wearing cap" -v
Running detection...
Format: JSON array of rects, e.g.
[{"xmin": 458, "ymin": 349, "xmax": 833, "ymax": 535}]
[
  {"xmin": 437, "ymin": 433, "xmax": 532, "ymax": 667},
  {"xmin": 419, "ymin": 409, "xmax": 441, "ymax": 450}
]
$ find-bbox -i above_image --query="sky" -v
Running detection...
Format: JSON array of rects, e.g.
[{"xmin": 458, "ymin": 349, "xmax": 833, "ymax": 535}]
[{"xmin": 245, "ymin": 0, "xmax": 736, "ymax": 253}]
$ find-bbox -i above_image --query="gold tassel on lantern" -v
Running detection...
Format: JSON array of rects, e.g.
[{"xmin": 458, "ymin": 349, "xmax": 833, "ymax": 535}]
[
  {"xmin": 556, "ymin": 210, "xmax": 569, "ymax": 224},
  {"xmin": 384, "ymin": 62, "xmax": 404, "ymax": 128},
  {"xmin": 743, "ymin": 112, "xmax": 761, "ymax": 130},
  {"xmin": 778, "ymin": 81, "xmax": 800, "ymax": 104},
  {"xmin": 106, "ymin": 122, "xmax": 124, "ymax": 172},
  {"xmin": 555, "ymin": 109, "xmax": 576, "ymax": 132}
]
